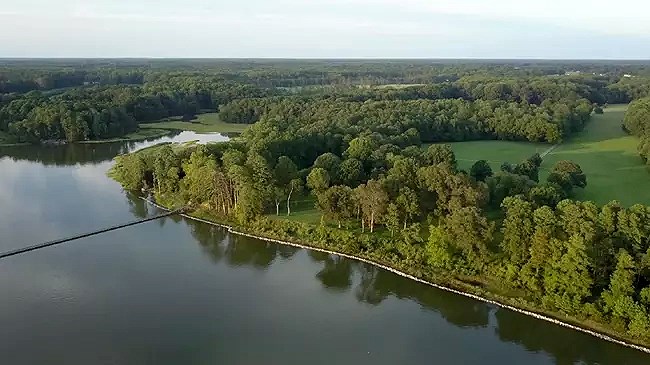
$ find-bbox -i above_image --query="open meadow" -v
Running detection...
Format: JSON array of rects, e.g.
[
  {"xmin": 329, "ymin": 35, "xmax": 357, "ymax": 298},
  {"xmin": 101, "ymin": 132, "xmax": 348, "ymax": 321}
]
[
  {"xmin": 140, "ymin": 113, "xmax": 250, "ymax": 134},
  {"xmin": 448, "ymin": 104, "xmax": 650, "ymax": 206},
  {"xmin": 542, "ymin": 104, "xmax": 650, "ymax": 206}
]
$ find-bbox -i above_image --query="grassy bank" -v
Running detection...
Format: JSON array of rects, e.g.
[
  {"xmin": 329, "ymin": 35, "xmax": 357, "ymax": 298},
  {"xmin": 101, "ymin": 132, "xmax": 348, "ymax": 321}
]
[
  {"xmin": 79, "ymin": 128, "xmax": 172, "ymax": 144},
  {"xmin": 0, "ymin": 131, "xmax": 29, "ymax": 147},
  {"xmin": 140, "ymin": 113, "xmax": 250, "ymax": 134}
]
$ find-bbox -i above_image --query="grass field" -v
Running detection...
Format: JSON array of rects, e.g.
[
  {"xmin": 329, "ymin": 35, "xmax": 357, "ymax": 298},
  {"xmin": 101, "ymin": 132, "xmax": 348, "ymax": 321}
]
[
  {"xmin": 542, "ymin": 104, "xmax": 650, "ymax": 206},
  {"xmin": 449, "ymin": 140, "xmax": 552, "ymax": 172},
  {"xmin": 448, "ymin": 105, "xmax": 649, "ymax": 206},
  {"xmin": 140, "ymin": 113, "xmax": 250, "ymax": 134}
]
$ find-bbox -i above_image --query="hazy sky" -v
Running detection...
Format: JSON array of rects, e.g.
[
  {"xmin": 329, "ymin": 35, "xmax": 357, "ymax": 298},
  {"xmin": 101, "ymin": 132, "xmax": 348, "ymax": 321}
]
[{"xmin": 1, "ymin": 0, "xmax": 649, "ymax": 58}]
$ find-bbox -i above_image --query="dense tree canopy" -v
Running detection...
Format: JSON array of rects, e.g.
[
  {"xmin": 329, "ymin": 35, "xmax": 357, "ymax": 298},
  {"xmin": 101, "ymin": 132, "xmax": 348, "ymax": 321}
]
[{"xmin": 16, "ymin": 59, "xmax": 650, "ymax": 345}]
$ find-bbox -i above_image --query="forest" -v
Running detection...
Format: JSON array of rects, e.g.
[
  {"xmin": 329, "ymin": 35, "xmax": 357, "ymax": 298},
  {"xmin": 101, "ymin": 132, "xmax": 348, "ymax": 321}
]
[
  {"xmin": 2, "ymin": 59, "xmax": 650, "ymax": 144},
  {"xmin": 4, "ymin": 59, "xmax": 650, "ymax": 346},
  {"xmin": 102, "ymin": 60, "xmax": 650, "ymax": 348}
]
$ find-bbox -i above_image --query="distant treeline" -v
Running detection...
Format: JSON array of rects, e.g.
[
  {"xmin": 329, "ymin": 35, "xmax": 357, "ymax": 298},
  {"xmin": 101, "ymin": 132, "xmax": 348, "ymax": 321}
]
[
  {"xmin": 0, "ymin": 76, "xmax": 271, "ymax": 142},
  {"xmin": 2, "ymin": 60, "xmax": 650, "ymax": 145}
]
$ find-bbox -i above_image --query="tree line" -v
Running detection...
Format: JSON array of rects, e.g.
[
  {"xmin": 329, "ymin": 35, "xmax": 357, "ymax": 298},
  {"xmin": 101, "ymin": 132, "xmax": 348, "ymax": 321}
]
[
  {"xmin": 4, "ymin": 60, "xmax": 650, "ymax": 145},
  {"xmin": 111, "ymin": 133, "xmax": 650, "ymax": 345},
  {"xmin": 625, "ymin": 97, "xmax": 650, "ymax": 164},
  {"xmin": 234, "ymin": 98, "xmax": 592, "ymax": 169},
  {"xmin": 0, "ymin": 78, "xmax": 272, "ymax": 142}
]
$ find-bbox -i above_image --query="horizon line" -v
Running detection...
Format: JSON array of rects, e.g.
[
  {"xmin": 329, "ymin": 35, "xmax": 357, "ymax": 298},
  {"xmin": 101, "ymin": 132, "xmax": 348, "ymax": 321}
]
[{"xmin": 0, "ymin": 57, "xmax": 649, "ymax": 62}]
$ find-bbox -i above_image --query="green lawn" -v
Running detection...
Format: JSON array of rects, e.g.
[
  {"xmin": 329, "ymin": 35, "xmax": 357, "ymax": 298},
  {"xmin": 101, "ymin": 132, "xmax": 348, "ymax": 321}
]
[
  {"xmin": 81, "ymin": 128, "xmax": 172, "ymax": 144},
  {"xmin": 448, "ymin": 140, "xmax": 552, "ymax": 172},
  {"xmin": 140, "ymin": 113, "xmax": 250, "ymax": 134},
  {"xmin": 447, "ymin": 105, "xmax": 649, "ymax": 206},
  {"xmin": 268, "ymin": 196, "xmax": 323, "ymax": 225},
  {"xmin": 542, "ymin": 104, "xmax": 650, "ymax": 206}
]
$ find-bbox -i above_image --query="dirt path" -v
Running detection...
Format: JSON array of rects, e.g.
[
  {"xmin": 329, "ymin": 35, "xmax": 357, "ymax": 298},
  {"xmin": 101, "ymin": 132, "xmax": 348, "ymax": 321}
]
[{"xmin": 540, "ymin": 143, "xmax": 560, "ymax": 158}]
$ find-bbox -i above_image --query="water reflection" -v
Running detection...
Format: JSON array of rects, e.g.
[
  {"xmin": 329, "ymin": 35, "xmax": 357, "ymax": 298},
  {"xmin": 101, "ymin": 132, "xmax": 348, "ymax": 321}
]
[
  {"xmin": 0, "ymin": 131, "xmax": 230, "ymax": 166},
  {"xmin": 2, "ymin": 129, "xmax": 649, "ymax": 364},
  {"xmin": 495, "ymin": 309, "xmax": 647, "ymax": 365},
  {"xmin": 189, "ymin": 223, "xmax": 281, "ymax": 269},
  {"xmin": 186, "ymin": 218, "xmax": 649, "ymax": 365}
]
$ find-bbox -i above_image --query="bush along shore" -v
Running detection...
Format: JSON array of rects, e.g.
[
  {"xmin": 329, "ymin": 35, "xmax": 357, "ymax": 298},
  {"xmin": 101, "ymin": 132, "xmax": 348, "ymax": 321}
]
[{"xmin": 142, "ymin": 195, "xmax": 650, "ymax": 354}]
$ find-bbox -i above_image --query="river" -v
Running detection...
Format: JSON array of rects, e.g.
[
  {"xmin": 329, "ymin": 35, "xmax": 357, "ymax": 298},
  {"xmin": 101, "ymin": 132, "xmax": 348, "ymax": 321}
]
[{"xmin": 0, "ymin": 132, "xmax": 648, "ymax": 365}]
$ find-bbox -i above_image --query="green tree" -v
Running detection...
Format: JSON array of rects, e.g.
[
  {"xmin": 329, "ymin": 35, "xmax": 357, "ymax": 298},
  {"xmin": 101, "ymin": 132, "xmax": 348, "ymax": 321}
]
[
  {"xmin": 307, "ymin": 168, "xmax": 330, "ymax": 194},
  {"xmin": 395, "ymin": 187, "xmax": 420, "ymax": 229},
  {"xmin": 355, "ymin": 179, "xmax": 388, "ymax": 233},
  {"xmin": 344, "ymin": 136, "xmax": 378, "ymax": 162},
  {"xmin": 426, "ymin": 225, "xmax": 454, "ymax": 270},
  {"xmin": 470, "ymin": 160, "xmax": 493, "ymax": 182},
  {"xmin": 318, "ymin": 185, "xmax": 355, "ymax": 228},
  {"xmin": 444, "ymin": 206, "xmax": 494, "ymax": 269},
  {"xmin": 425, "ymin": 144, "xmax": 457, "ymax": 169},
  {"xmin": 547, "ymin": 160, "xmax": 587, "ymax": 195},
  {"xmin": 521, "ymin": 206, "xmax": 558, "ymax": 296},
  {"xmin": 542, "ymin": 235, "xmax": 593, "ymax": 314},
  {"xmin": 273, "ymin": 156, "xmax": 299, "ymax": 215},
  {"xmin": 111, "ymin": 153, "xmax": 147, "ymax": 191},
  {"xmin": 527, "ymin": 183, "xmax": 566, "ymax": 208},
  {"xmin": 153, "ymin": 145, "xmax": 181, "ymax": 193},
  {"xmin": 313, "ymin": 153, "xmax": 341, "ymax": 182},
  {"xmin": 338, "ymin": 158, "xmax": 365, "ymax": 187},
  {"xmin": 500, "ymin": 196, "xmax": 534, "ymax": 269}
]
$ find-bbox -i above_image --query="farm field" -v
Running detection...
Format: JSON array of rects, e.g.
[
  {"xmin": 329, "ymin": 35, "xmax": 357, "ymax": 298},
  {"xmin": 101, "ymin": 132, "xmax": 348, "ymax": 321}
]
[{"xmin": 140, "ymin": 113, "xmax": 250, "ymax": 134}]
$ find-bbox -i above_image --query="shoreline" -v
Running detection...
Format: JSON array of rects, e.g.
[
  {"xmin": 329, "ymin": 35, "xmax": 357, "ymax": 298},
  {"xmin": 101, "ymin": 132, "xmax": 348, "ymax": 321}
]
[
  {"xmin": 0, "ymin": 129, "xmax": 174, "ymax": 148},
  {"xmin": 141, "ymin": 197, "xmax": 650, "ymax": 355}
]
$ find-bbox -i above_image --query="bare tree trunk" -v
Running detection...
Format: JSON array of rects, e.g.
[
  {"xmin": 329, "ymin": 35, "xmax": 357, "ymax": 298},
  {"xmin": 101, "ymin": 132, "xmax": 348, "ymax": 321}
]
[
  {"xmin": 370, "ymin": 211, "xmax": 375, "ymax": 233},
  {"xmin": 404, "ymin": 219, "xmax": 407, "ymax": 230},
  {"xmin": 338, "ymin": 220, "xmax": 341, "ymax": 229},
  {"xmin": 361, "ymin": 217, "xmax": 365, "ymax": 233},
  {"xmin": 286, "ymin": 185, "xmax": 294, "ymax": 216},
  {"xmin": 275, "ymin": 199, "xmax": 280, "ymax": 216}
]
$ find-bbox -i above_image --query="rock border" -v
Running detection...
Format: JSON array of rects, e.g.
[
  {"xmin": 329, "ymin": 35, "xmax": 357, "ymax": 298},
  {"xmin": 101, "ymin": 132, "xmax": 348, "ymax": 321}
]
[{"xmin": 143, "ymin": 198, "xmax": 650, "ymax": 355}]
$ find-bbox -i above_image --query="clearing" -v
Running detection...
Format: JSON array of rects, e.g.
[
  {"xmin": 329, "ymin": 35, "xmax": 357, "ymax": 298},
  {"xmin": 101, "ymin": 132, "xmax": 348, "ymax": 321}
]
[
  {"xmin": 140, "ymin": 113, "xmax": 250, "ymax": 134},
  {"xmin": 448, "ymin": 105, "xmax": 649, "ymax": 206},
  {"xmin": 448, "ymin": 140, "xmax": 552, "ymax": 172},
  {"xmin": 542, "ymin": 104, "xmax": 649, "ymax": 206}
]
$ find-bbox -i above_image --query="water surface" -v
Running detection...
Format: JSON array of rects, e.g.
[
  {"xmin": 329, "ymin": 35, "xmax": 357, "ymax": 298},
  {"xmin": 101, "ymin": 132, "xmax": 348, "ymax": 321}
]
[{"xmin": 0, "ymin": 133, "xmax": 648, "ymax": 365}]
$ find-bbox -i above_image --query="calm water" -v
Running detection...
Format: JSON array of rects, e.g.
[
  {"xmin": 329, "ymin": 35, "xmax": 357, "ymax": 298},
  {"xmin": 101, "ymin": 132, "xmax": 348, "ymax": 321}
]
[{"xmin": 0, "ymin": 133, "xmax": 648, "ymax": 365}]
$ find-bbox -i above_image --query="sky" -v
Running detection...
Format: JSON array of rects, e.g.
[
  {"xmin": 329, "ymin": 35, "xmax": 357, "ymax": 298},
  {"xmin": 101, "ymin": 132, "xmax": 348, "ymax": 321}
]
[{"xmin": 1, "ymin": 0, "xmax": 649, "ymax": 59}]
